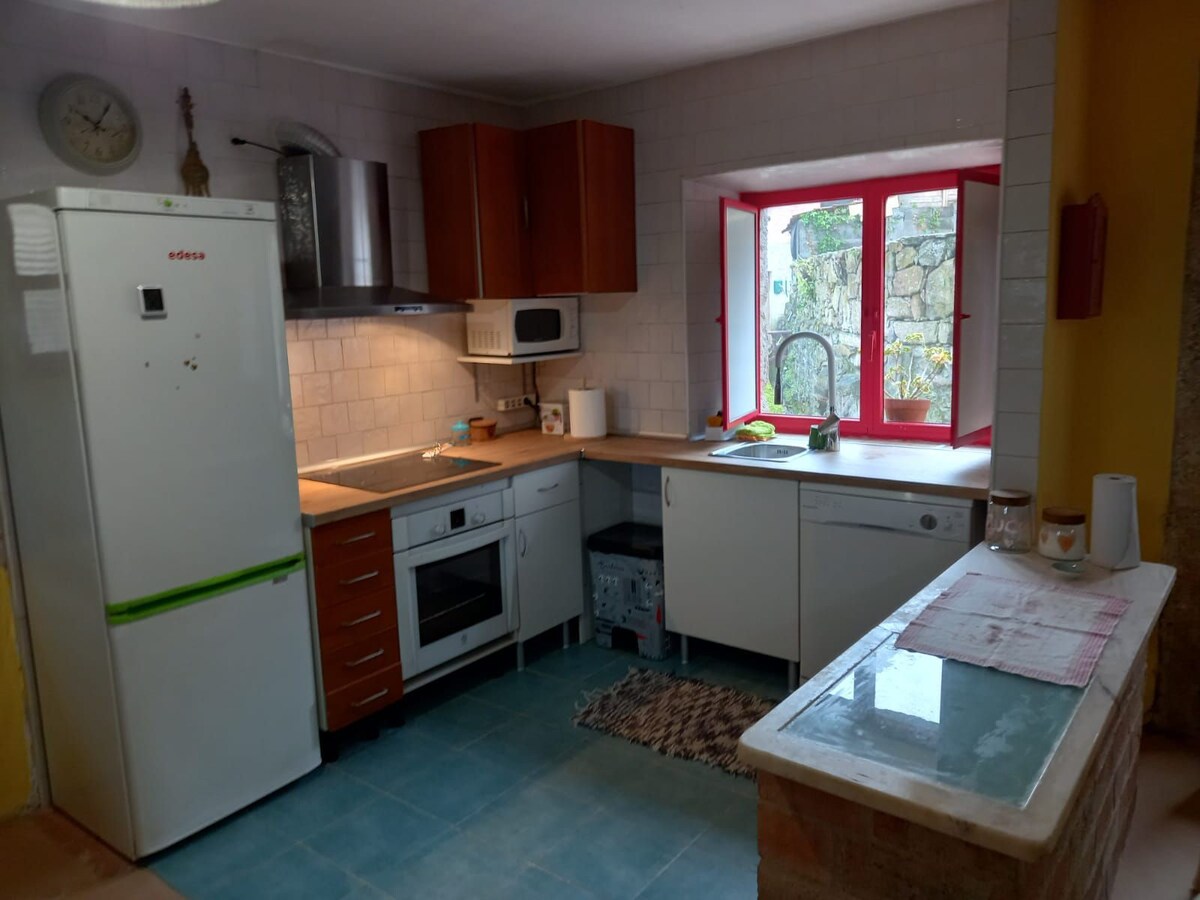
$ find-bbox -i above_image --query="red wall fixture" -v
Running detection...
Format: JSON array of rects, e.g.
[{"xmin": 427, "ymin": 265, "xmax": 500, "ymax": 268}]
[{"xmin": 1057, "ymin": 194, "xmax": 1107, "ymax": 319}]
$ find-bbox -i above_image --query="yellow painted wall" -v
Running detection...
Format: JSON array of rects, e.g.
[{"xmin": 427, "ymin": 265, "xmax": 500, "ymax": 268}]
[
  {"xmin": 1040, "ymin": 0, "xmax": 1200, "ymax": 563},
  {"xmin": 0, "ymin": 568, "xmax": 31, "ymax": 818}
]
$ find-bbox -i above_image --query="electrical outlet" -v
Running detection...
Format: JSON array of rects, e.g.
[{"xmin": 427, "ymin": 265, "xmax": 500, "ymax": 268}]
[{"xmin": 495, "ymin": 394, "xmax": 536, "ymax": 412}]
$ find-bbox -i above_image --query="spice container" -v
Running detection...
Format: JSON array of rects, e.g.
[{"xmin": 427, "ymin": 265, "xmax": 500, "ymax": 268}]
[
  {"xmin": 450, "ymin": 420, "xmax": 471, "ymax": 447},
  {"xmin": 986, "ymin": 489, "xmax": 1033, "ymax": 553},
  {"xmin": 1039, "ymin": 507, "xmax": 1087, "ymax": 561}
]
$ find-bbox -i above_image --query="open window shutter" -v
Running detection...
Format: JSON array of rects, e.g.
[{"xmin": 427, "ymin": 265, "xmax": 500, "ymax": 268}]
[
  {"xmin": 720, "ymin": 198, "xmax": 760, "ymax": 428},
  {"xmin": 951, "ymin": 172, "xmax": 1001, "ymax": 447}
]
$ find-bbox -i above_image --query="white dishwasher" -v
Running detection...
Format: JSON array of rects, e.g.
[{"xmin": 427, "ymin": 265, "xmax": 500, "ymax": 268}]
[{"xmin": 799, "ymin": 484, "xmax": 979, "ymax": 679}]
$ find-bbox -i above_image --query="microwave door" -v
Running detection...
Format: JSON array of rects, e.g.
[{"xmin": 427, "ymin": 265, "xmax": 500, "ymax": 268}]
[{"xmin": 513, "ymin": 308, "xmax": 563, "ymax": 345}]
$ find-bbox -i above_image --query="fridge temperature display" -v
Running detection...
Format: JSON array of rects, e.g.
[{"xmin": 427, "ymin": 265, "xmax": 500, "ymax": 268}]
[{"xmin": 138, "ymin": 285, "xmax": 166, "ymax": 319}]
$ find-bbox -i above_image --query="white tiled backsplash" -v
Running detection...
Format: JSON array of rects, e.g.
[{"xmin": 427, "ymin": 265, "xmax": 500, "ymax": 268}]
[
  {"xmin": 285, "ymin": 317, "xmax": 529, "ymax": 467},
  {"xmin": 2, "ymin": 0, "xmax": 1027, "ymax": 463}
]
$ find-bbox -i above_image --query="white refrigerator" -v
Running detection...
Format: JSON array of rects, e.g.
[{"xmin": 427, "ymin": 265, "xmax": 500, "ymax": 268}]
[{"xmin": 0, "ymin": 189, "xmax": 320, "ymax": 858}]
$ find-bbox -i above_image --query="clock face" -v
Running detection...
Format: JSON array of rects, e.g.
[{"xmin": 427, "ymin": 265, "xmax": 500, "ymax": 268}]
[{"xmin": 39, "ymin": 75, "xmax": 142, "ymax": 175}]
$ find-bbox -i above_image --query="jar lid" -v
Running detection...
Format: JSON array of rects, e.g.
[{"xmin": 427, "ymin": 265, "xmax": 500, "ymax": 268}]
[
  {"xmin": 469, "ymin": 417, "xmax": 496, "ymax": 428},
  {"xmin": 1042, "ymin": 506, "xmax": 1086, "ymax": 525},
  {"xmin": 990, "ymin": 489, "xmax": 1031, "ymax": 507}
]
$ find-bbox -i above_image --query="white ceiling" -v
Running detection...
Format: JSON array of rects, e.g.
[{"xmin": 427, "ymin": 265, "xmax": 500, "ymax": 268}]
[{"xmin": 39, "ymin": 0, "xmax": 986, "ymax": 104}]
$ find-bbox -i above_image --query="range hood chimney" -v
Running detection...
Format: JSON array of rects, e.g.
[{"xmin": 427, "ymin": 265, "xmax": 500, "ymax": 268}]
[{"xmin": 277, "ymin": 156, "xmax": 467, "ymax": 318}]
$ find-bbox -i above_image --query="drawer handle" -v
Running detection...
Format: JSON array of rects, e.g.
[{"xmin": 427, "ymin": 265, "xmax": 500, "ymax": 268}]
[
  {"xmin": 350, "ymin": 688, "xmax": 389, "ymax": 708},
  {"xmin": 339, "ymin": 570, "xmax": 380, "ymax": 586},
  {"xmin": 341, "ymin": 610, "xmax": 383, "ymax": 628},
  {"xmin": 338, "ymin": 531, "xmax": 377, "ymax": 545},
  {"xmin": 536, "ymin": 483, "xmax": 560, "ymax": 493},
  {"xmin": 345, "ymin": 648, "xmax": 385, "ymax": 668}
]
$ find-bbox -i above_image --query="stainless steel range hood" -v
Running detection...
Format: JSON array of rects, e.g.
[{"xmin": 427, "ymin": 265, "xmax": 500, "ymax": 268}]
[{"xmin": 277, "ymin": 156, "xmax": 468, "ymax": 318}]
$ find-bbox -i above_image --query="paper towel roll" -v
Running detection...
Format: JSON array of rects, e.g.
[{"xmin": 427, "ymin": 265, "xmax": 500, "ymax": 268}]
[
  {"xmin": 568, "ymin": 388, "xmax": 607, "ymax": 439},
  {"xmin": 1091, "ymin": 474, "xmax": 1141, "ymax": 570}
]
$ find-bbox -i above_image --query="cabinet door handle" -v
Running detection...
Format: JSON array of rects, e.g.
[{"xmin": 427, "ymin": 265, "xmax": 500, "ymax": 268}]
[
  {"xmin": 519, "ymin": 529, "xmax": 527, "ymax": 558},
  {"xmin": 350, "ymin": 688, "xmax": 389, "ymax": 708},
  {"xmin": 522, "ymin": 196, "xmax": 530, "ymax": 229},
  {"xmin": 339, "ymin": 570, "xmax": 380, "ymax": 586},
  {"xmin": 341, "ymin": 609, "xmax": 382, "ymax": 628},
  {"xmin": 664, "ymin": 476, "xmax": 671, "ymax": 508},
  {"xmin": 337, "ymin": 531, "xmax": 376, "ymax": 545},
  {"xmin": 536, "ymin": 483, "xmax": 559, "ymax": 493},
  {"xmin": 345, "ymin": 648, "xmax": 385, "ymax": 669}
]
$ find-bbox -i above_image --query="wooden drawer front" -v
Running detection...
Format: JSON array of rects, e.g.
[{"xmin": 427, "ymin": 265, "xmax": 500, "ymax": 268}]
[
  {"xmin": 315, "ymin": 549, "xmax": 393, "ymax": 608},
  {"xmin": 513, "ymin": 461, "xmax": 579, "ymax": 516},
  {"xmin": 321, "ymin": 628, "xmax": 401, "ymax": 695},
  {"xmin": 312, "ymin": 510, "xmax": 392, "ymax": 566},
  {"xmin": 316, "ymin": 588, "xmax": 397, "ymax": 652},
  {"xmin": 325, "ymin": 663, "xmax": 403, "ymax": 731}
]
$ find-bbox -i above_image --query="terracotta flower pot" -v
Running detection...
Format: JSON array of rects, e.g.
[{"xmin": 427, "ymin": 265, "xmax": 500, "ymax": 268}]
[{"xmin": 884, "ymin": 397, "xmax": 931, "ymax": 423}]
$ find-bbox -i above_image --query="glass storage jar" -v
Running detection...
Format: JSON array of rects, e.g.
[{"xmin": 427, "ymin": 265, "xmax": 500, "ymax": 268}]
[
  {"xmin": 1038, "ymin": 507, "xmax": 1087, "ymax": 561},
  {"xmin": 987, "ymin": 489, "xmax": 1033, "ymax": 553}
]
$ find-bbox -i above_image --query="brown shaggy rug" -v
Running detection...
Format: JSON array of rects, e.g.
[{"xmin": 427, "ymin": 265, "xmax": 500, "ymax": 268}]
[{"xmin": 572, "ymin": 668, "xmax": 775, "ymax": 778}]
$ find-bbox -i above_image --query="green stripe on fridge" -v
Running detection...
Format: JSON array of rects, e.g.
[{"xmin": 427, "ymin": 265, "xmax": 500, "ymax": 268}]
[{"xmin": 106, "ymin": 552, "xmax": 306, "ymax": 625}]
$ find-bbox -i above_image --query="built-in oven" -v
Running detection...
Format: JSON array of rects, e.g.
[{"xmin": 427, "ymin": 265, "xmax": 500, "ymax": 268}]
[{"xmin": 392, "ymin": 481, "xmax": 517, "ymax": 678}]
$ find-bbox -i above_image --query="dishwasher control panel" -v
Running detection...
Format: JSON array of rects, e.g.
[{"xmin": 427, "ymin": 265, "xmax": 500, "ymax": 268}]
[{"xmin": 800, "ymin": 487, "xmax": 974, "ymax": 542}]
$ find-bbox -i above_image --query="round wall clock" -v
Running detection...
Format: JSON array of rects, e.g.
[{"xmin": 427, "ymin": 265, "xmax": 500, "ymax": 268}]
[{"xmin": 38, "ymin": 74, "xmax": 142, "ymax": 175}]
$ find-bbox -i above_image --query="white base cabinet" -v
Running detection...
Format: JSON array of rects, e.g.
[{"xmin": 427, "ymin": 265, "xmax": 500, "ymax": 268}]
[
  {"xmin": 513, "ymin": 463, "xmax": 584, "ymax": 660},
  {"xmin": 660, "ymin": 467, "xmax": 799, "ymax": 664}
]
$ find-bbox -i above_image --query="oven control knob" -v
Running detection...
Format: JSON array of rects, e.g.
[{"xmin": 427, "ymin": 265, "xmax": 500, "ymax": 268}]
[
  {"xmin": 433, "ymin": 523, "xmax": 446, "ymax": 536},
  {"xmin": 472, "ymin": 513, "xmax": 486, "ymax": 525}
]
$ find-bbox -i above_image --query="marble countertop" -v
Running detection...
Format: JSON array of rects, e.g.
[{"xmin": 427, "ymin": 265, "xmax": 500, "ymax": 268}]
[
  {"xmin": 738, "ymin": 545, "xmax": 1176, "ymax": 861},
  {"xmin": 298, "ymin": 429, "xmax": 991, "ymax": 525}
]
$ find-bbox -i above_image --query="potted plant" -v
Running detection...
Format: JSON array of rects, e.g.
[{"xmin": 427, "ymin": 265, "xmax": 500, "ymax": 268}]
[{"xmin": 883, "ymin": 333, "xmax": 952, "ymax": 423}]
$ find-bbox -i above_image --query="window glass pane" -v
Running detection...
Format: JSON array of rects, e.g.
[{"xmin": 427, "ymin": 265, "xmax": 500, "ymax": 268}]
[
  {"xmin": 760, "ymin": 199, "xmax": 863, "ymax": 419},
  {"xmin": 883, "ymin": 188, "xmax": 957, "ymax": 426}
]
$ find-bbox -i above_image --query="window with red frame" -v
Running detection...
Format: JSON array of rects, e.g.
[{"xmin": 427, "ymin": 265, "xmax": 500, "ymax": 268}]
[{"xmin": 720, "ymin": 168, "xmax": 1001, "ymax": 445}]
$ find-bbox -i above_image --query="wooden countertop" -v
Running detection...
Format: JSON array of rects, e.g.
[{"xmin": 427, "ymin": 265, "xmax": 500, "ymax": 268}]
[{"xmin": 298, "ymin": 429, "xmax": 991, "ymax": 526}]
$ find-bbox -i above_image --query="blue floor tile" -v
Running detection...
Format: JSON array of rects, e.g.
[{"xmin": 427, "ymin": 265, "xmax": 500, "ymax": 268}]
[
  {"xmin": 363, "ymin": 827, "xmax": 517, "ymax": 899},
  {"xmin": 141, "ymin": 639, "xmax": 768, "ymax": 899},
  {"xmin": 466, "ymin": 669, "xmax": 583, "ymax": 715},
  {"xmin": 389, "ymin": 747, "xmax": 526, "ymax": 823},
  {"xmin": 465, "ymin": 716, "xmax": 591, "ymax": 776},
  {"xmin": 149, "ymin": 809, "xmax": 295, "ymax": 899},
  {"xmin": 533, "ymin": 806, "xmax": 698, "ymax": 900},
  {"xmin": 494, "ymin": 864, "xmax": 598, "ymax": 900},
  {"xmin": 207, "ymin": 844, "xmax": 358, "ymax": 900},
  {"xmin": 456, "ymin": 781, "xmax": 594, "ymax": 862},
  {"xmin": 525, "ymin": 642, "xmax": 625, "ymax": 681},
  {"xmin": 303, "ymin": 794, "xmax": 451, "ymax": 882},
  {"xmin": 247, "ymin": 765, "xmax": 381, "ymax": 841},
  {"xmin": 406, "ymin": 694, "xmax": 515, "ymax": 748},
  {"xmin": 332, "ymin": 727, "xmax": 452, "ymax": 792}
]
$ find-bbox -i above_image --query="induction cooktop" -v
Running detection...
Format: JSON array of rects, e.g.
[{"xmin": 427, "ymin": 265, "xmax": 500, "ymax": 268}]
[{"xmin": 301, "ymin": 449, "xmax": 500, "ymax": 493}]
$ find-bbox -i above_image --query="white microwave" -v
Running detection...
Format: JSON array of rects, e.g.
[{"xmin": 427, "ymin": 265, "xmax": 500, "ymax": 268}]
[{"xmin": 465, "ymin": 297, "xmax": 580, "ymax": 357}]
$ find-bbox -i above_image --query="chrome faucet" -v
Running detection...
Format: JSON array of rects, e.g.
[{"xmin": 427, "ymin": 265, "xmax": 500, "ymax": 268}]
[{"xmin": 772, "ymin": 331, "xmax": 841, "ymax": 451}]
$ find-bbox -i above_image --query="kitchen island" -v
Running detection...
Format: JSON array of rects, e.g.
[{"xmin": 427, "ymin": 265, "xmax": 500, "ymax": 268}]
[{"xmin": 738, "ymin": 545, "xmax": 1176, "ymax": 900}]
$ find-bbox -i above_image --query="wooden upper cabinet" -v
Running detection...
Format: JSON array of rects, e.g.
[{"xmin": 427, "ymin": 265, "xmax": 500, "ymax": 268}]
[
  {"xmin": 419, "ymin": 119, "xmax": 637, "ymax": 299},
  {"xmin": 418, "ymin": 123, "xmax": 532, "ymax": 299},
  {"xmin": 527, "ymin": 120, "xmax": 637, "ymax": 295}
]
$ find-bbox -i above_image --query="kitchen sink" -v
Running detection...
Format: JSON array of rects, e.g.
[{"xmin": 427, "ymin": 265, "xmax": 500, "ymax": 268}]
[{"xmin": 710, "ymin": 441, "xmax": 810, "ymax": 462}]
